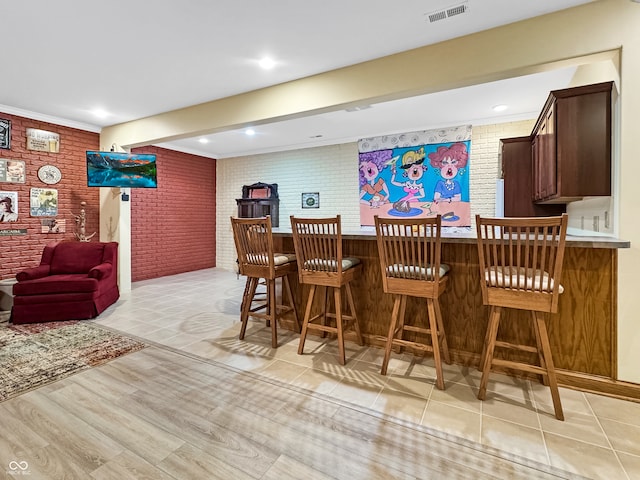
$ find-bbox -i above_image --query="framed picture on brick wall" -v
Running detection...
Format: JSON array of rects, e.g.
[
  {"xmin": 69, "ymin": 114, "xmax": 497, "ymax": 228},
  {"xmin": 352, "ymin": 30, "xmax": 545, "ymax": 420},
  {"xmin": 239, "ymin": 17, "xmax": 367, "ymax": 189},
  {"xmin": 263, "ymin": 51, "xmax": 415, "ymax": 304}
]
[{"xmin": 0, "ymin": 119, "xmax": 10, "ymax": 150}]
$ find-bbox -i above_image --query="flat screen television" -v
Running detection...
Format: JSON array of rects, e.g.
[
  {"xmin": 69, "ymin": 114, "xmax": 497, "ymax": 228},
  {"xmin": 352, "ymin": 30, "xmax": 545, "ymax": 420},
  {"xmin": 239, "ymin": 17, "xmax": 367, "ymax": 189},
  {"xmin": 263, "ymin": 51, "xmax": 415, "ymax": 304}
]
[{"xmin": 86, "ymin": 151, "xmax": 157, "ymax": 188}]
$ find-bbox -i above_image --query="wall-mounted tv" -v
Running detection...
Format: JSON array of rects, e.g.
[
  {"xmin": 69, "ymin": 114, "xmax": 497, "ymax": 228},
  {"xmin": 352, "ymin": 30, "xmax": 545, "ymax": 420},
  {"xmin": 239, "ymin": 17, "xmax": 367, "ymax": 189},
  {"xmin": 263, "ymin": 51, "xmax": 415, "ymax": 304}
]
[{"xmin": 86, "ymin": 151, "xmax": 157, "ymax": 188}]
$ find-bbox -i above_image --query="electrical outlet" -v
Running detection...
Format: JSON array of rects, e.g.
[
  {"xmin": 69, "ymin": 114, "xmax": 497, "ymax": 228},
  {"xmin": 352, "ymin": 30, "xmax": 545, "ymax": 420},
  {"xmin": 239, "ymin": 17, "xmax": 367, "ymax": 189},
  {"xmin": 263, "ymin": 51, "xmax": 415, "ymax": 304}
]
[
  {"xmin": 604, "ymin": 211, "xmax": 610, "ymax": 229},
  {"xmin": 581, "ymin": 216, "xmax": 585, "ymax": 230},
  {"xmin": 593, "ymin": 216, "xmax": 600, "ymax": 232}
]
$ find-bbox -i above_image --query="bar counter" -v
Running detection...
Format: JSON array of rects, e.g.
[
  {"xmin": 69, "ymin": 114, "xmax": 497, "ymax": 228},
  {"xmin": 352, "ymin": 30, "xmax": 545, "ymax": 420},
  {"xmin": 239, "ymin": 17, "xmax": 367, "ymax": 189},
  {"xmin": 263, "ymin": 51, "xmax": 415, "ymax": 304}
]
[{"xmin": 272, "ymin": 227, "xmax": 637, "ymax": 399}]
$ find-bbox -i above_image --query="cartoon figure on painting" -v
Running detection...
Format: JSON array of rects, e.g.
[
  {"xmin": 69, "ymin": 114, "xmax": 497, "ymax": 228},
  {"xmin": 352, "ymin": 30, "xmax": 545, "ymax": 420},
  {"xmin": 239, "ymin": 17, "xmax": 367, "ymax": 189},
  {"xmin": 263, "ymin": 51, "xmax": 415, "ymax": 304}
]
[
  {"xmin": 428, "ymin": 142, "xmax": 469, "ymax": 203},
  {"xmin": 359, "ymin": 151, "xmax": 390, "ymax": 208},
  {"xmin": 390, "ymin": 147, "xmax": 427, "ymax": 213}
]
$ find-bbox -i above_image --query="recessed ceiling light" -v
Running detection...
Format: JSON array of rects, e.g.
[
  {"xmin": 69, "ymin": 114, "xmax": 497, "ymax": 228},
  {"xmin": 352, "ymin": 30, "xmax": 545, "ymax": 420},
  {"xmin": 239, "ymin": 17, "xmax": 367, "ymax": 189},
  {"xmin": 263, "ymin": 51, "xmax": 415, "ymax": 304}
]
[
  {"xmin": 245, "ymin": 128, "xmax": 256, "ymax": 136},
  {"xmin": 345, "ymin": 105, "xmax": 372, "ymax": 112},
  {"xmin": 91, "ymin": 108, "xmax": 109, "ymax": 118},
  {"xmin": 198, "ymin": 138, "xmax": 209, "ymax": 144},
  {"xmin": 492, "ymin": 104, "xmax": 508, "ymax": 112},
  {"xmin": 258, "ymin": 57, "xmax": 276, "ymax": 70}
]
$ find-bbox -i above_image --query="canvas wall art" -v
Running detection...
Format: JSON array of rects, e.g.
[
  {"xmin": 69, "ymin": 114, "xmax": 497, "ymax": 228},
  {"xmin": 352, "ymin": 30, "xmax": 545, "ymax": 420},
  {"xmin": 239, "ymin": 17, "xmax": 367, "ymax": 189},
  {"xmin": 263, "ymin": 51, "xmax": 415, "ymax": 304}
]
[{"xmin": 358, "ymin": 125, "xmax": 472, "ymax": 227}]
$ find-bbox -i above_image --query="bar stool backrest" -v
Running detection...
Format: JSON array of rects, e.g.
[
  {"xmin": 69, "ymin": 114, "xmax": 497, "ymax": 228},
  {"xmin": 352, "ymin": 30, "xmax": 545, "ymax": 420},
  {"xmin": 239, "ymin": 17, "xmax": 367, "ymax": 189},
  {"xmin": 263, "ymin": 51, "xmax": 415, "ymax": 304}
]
[
  {"xmin": 475, "ymin": 214, "xmax": 568, "ymax": 313},
  {"xmin": 231, "ymin": 216, "xmax": 276, "ymax": 279},
  {"xmin": 374, "ymin": 215, "xmax": 446, "ymax": 298},
  {"xmin": 290, "ymin": 215, "xmax": 345, "ymax": 285}
]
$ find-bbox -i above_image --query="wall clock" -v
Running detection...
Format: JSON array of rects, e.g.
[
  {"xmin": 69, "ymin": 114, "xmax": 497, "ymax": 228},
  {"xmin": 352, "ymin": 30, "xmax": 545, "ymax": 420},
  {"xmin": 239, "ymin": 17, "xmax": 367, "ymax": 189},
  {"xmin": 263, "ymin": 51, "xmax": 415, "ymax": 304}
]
[{"xmin": 38, "ymin": 165, "xmax": 62, "ymax": 185}]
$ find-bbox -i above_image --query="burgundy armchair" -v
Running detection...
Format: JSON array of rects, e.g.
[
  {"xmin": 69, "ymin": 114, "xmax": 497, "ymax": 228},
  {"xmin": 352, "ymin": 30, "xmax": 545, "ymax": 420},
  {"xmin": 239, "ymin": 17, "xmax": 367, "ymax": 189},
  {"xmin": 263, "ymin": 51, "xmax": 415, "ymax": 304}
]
[{"xmin": 11, "ymin": 241, "xmax": 120, "ymax": 324}]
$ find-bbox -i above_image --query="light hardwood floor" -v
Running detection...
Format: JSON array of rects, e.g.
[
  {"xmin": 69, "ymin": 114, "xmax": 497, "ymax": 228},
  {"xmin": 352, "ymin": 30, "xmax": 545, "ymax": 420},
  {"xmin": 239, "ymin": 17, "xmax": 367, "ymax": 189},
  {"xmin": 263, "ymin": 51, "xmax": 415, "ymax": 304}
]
[{"xmin": 3, "ymin": 268, "xmax": 639, "ymax": 479}]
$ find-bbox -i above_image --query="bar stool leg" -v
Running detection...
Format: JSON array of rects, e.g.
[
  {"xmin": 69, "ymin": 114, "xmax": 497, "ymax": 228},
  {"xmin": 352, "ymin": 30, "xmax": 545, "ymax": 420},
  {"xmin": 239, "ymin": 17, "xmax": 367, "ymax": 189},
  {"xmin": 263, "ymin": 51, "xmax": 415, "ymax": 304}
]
[
  {"xmin": 240, "ymin": 276, "xmax": 251, "ymax": 321},
  {"xmin": 267, "ymin": 279, "xmax": 278, "ymax": 348},
  {"xmin": 321, "ymin": 286, "xmax": 329, "ymax": 338},
  {"xmin": 381, "ymin": 295, "xmax": 402, "ymax": 375},
  {"xmin": 427, "ymin": 299, "xmax": 445, "ymax": 391},
  {"xmin": 531, "ymin": 311, "xmax": 549, "ymax": 386},
  {"xmin": 534, "ymin": 312, "xmax": 564, "ymax": 421},
  {"xmin": 478, "ymin": 305, "xmax": 495, "ymax": 373},
  {"xmin": 433, "ymin": 299, "xmax": 451, "ymax": 365},
  {"xmin": 298, "ymin": 284, "xmax": 317, "ymax": 356},
  {"xmin": 283, "ymin": 275, "xmax": 300, "ymax": 333},
  {"xmin": 395, "ymin": 295, "xmax": 409, "ymax": 355},
  {"xmin": 345, "ymin": 282, "xmax": 363, "ymax": 346},
  {"xmin": 478, "ymin": 306, "xmax": 502, "ymax": 400},
  {"xmin": 240, "ymin": 277, "xmax": 259, "ymax": 340},
  {"xmin": 334, "ymin": 287, "xmax": 346, "ymax": 366}
]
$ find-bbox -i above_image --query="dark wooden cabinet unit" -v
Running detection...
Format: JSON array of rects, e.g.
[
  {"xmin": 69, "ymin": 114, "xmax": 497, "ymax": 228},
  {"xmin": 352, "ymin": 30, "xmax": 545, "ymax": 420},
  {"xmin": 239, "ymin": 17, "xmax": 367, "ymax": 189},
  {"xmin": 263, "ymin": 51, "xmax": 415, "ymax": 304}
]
[
  {"xmin": 501, "ymin": 137, "xmax": 565, "ymax": 217},
  {"xmin": 532, "ymin": 81, "xmax": 613, "ymax": 204},
  {"xmin": 236, "ymin": 182, "xmax": 280, "ymax": 227},
  {"xmin": 501, "ymin": 81, "xmax": 613, "ymax": 215}
]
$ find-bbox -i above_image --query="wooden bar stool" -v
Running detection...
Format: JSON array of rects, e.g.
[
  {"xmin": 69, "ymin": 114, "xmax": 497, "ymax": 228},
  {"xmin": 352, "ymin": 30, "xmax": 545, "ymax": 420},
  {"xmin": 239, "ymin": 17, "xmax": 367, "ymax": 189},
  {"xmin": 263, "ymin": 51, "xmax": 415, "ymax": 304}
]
[
  {"xmin": 374, "ymin": 215, "xmax": 451, "ymax": 390},
  {"xmin": 290, "ymin": 215, "xmax": 364, "ymax": 365},
  {"xmin": 231, "ymin": 216, "xmax": 300, "ymax": 348},
  {"xmin": 475, "ymin": 214, "xmax": 568, "ymax": 420}
]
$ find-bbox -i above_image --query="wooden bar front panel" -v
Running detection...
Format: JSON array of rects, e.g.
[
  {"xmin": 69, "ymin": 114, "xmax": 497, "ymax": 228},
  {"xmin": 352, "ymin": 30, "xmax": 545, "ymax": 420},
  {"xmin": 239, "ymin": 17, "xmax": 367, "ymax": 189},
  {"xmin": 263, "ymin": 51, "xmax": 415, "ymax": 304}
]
[{"xmin": 277, "ymin": 236, "xmax": 616, "ymax": 380}]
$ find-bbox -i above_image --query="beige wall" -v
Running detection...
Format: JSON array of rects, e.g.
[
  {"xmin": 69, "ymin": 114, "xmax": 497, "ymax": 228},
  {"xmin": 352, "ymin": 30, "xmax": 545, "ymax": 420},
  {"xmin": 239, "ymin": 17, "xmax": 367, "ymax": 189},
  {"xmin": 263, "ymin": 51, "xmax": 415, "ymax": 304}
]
[{"xmin": 102, "ymin": 0, "xmax": 640, "ymax": 383}]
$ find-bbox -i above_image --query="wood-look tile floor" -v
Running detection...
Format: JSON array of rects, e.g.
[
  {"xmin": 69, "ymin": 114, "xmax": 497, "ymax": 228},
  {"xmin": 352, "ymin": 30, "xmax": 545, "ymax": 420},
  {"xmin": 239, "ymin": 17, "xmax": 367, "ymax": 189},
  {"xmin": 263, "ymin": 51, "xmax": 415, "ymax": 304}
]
[
  {"xmin": 2, "ymin": 344, "xmax": 578, "ymax": 480},
  {"xmin": 4, "ymin": 268, "xmax": 637, "ymax": 479}
]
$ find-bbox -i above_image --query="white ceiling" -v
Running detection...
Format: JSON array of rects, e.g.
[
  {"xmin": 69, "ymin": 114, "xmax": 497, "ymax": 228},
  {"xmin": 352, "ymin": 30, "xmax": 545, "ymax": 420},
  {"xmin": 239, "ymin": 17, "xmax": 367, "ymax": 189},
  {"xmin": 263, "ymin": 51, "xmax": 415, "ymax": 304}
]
[{"xmin": 0, "ymin": 0, "xmax": 595, "ymax": 159}]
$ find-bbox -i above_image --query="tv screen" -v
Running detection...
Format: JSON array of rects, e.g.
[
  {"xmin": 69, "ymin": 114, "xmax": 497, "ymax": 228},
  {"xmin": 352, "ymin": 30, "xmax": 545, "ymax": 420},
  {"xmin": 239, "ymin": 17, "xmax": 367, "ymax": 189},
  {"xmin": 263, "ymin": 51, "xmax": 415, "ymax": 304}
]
[{"xmin": 86, "ymin": 151, "xmax": 157, "ymax": 188}]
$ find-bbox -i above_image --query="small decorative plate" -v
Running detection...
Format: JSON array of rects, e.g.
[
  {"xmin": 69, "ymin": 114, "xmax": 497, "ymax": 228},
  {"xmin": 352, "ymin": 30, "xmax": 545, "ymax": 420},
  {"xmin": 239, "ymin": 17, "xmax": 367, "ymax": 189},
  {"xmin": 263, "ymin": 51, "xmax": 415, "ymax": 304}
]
[{"xmin": 38, "ymin": 165, "xmax": 62, "ymax": 184}]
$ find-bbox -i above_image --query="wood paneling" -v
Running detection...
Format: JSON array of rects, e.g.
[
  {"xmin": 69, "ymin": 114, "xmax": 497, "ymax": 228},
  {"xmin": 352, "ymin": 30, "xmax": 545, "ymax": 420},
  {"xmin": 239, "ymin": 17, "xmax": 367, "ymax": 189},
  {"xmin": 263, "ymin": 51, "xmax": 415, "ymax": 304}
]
[{"xmin": 276, "ymin": 236, "xmax": 616, "ymax": 380}]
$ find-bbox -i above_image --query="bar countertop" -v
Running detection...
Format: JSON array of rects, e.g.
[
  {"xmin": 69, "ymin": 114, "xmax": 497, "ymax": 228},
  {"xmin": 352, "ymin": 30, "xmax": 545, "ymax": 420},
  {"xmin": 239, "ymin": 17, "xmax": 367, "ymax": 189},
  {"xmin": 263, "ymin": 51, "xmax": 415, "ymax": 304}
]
[{"xmin": 272, "ymin": 226, "xmax": 630, "ymax": 249}]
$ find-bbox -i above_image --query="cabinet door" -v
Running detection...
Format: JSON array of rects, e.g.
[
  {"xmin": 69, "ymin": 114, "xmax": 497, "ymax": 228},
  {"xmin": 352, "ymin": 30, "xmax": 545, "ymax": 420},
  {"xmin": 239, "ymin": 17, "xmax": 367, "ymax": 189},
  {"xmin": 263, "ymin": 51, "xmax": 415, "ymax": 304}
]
[
  {"xmin": 503, "ymin": 138, "xmax": 534, "ymax": 216},
  {"xmin": 532, "ymin": 135, "xmax": 541, "ymax": 201},
  {"xmin": 533, "ymin": 104, "xmax": 556, "ymax": 201},
  {"xmin": 502, "ymin": 137, "xmax": 566, "ymax": 217},
  {"xmin": 555, "ymin": 89, "xmax": 612, "ymax": 199}
]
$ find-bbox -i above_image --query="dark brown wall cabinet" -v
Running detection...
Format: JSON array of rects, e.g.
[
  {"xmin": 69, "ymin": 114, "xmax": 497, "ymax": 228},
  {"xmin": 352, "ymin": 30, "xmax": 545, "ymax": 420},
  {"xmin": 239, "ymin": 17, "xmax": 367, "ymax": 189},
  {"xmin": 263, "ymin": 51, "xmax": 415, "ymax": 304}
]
[
  {"xmin": 501, "ymin": 137, "xmax": 565, "ymax": 217},
  {"xmin": 532, "ymin": 81, "xmax": 613, "ymax": 204},
  {"xmin": 501, "ymin": 81, "xmax": 613, "ymax": 215}
]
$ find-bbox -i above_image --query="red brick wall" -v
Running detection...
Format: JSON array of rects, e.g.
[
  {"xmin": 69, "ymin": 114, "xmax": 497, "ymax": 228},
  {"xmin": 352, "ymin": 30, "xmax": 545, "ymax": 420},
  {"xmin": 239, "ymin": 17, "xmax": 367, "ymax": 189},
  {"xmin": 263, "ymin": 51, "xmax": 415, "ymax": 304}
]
[
  {"xmin": 0, "ymin": 112, "xmax": 100, "ymax": 280},
  {"xmin": 130, "ymin": 146, "xmax": 216, "ymax": 281}
]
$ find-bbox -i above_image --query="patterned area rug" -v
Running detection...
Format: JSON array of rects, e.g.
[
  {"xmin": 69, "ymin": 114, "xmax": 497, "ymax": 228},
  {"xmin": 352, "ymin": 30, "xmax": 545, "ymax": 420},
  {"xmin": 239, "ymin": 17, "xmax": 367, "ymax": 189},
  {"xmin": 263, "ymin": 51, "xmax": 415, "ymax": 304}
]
[{"xmin": 0, "ymin": 321, "xmax": 146, "ymax": 401}]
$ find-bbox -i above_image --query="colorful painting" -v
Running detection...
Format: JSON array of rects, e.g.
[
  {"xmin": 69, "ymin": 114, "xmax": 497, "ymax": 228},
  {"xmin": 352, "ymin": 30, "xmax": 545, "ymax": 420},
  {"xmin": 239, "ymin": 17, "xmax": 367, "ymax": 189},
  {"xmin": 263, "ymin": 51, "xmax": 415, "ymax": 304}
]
[
  {"xmin": 358, "ymin": 125, "xmax": 472, "ymax": 227},
  {"xmin": 30, "ymin": 188, "xmax": 58, "ymax": 216}
]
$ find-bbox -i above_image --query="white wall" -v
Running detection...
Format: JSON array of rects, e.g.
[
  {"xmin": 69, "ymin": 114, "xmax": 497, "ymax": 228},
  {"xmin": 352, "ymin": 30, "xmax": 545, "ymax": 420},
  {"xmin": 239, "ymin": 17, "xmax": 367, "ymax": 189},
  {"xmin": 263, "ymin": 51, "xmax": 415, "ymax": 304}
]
[{"xmin": 217, "ymin": 120, "xmax": 534, "ymax": 271}]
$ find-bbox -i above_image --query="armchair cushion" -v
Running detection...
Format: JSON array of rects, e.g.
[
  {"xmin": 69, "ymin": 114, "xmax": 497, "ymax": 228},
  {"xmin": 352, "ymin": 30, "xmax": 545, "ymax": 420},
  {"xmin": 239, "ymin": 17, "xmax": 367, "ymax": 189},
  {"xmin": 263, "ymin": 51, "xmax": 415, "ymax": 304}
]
[
  {"xmin": 13, "ymin": 274, "xmax": 99, "ymax": 296},
  {"xmin": 50, "ymin": 242, "xmax": 106, "ymax": 274}
]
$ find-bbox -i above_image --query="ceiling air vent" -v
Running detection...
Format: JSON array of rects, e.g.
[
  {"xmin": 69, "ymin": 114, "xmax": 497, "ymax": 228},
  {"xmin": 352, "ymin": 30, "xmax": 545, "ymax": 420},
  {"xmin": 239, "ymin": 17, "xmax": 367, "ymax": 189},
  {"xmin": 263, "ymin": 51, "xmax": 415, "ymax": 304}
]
[
  {"xmin": 426, "ymin": 2, "xmax": 468, "ymax": 23},
  {"xmin": 428, "ymin": 11, "xmax": 447, "ymax": 23}
]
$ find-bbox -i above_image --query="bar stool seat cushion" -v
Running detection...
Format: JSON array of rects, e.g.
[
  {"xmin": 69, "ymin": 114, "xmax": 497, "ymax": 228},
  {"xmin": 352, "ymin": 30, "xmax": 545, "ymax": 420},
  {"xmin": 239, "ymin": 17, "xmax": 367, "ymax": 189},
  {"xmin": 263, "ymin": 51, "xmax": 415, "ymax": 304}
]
[
  {"xmin": 303, "ymin": 257, "xmax": 361, "ymax": 271},
  {"xmin": 386, "ymin": 263, "xmax": 450, "ymax": 280},
  {"xmin": 273, "ymin": 253, "xmax": 297, "ymax": 265},
  {"xmin": 247, "ymin": 253, "xmax": 296, "ymax": 266},
  {"xmin": 484, "ymin": 267, "xmax": 564, "ymax": 294}
]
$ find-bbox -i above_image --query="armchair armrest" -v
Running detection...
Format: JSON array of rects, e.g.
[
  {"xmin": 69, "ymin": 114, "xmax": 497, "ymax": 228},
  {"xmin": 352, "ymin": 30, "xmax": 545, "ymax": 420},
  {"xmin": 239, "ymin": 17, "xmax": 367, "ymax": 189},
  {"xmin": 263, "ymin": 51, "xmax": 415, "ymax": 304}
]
[
  {"xmin": 16, "ymin": 265, "xmax": 51, "ymax": 281},
  {"xmin": 88, "ymin": 263, "xmax": 113, "ymax": 280}
]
